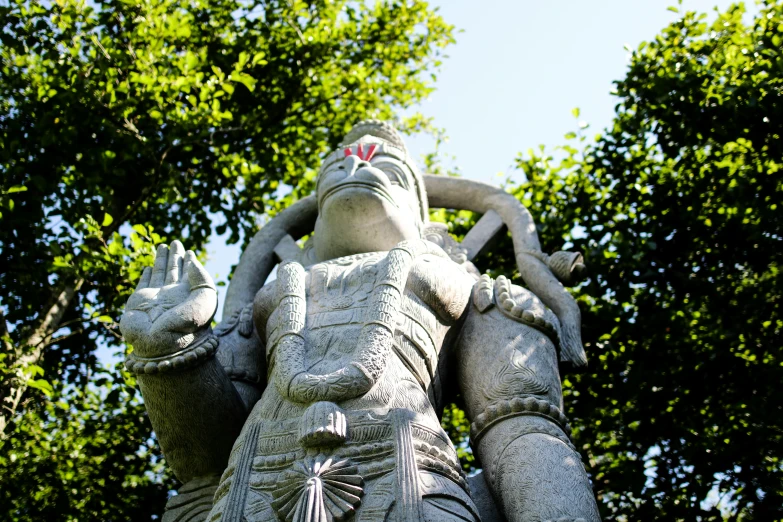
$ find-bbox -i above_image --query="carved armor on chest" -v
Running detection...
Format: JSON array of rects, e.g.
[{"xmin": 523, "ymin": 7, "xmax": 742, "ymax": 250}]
[{"xmin": 264, "ymin": 250, "xmax": 454, "ymax": 410}]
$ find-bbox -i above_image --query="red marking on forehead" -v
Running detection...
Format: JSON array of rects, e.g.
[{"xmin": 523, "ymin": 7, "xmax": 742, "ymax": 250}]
[{"xmin": 343, "ymin": 143, "xmax": 378, "ymax": 162}]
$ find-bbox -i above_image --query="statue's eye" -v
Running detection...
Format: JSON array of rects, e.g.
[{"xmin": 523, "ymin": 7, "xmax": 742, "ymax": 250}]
[{"xmin": 374, "ymin": 162, "xmax": 408, "ymax": 189}]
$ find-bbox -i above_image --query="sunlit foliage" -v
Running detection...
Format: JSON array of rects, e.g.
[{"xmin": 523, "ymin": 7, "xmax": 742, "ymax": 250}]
[{"xmin": 446, "ymin": 2, "xmax": 782, "ymax": 519}]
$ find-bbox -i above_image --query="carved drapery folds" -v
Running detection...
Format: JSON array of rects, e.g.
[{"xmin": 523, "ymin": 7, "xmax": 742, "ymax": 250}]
[{"xmin": 161, "ymin": 475, "xmax": 220, "ymax": 522}]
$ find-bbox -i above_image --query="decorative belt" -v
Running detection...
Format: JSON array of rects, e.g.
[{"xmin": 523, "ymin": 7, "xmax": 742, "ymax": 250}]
[
  {"xmin": 217, "ymin": 402, "xmax": 466, "ymax": 522},
  {"xmin": 250, "ymin": 403, "xmax": 464, "ymax": 486}
]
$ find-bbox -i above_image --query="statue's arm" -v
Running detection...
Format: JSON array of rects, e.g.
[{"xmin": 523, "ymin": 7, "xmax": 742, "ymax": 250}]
[
  {"xmin": 120, "ymin": 242, "xmax": 265, "ymax": 485},
  {"xmin": 409, "ymin": 254, "xmax": 475, "ymax": 324},
  {"xmin": 454, "ymin": 275, "xmax": 601, "ymax": 522},
  {"xmin": 129, "ymin": 337, "xmax": 252, "ymax": 484}
]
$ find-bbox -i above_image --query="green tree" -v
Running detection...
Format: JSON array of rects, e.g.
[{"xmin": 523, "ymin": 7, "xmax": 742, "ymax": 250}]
[
  {"xmin": 0, "ymin": 0, "xmax": 453, "ymax": 518},
  {"xmin": 460, "ymin": 1, "xmax": 780, "ymax": 519}
]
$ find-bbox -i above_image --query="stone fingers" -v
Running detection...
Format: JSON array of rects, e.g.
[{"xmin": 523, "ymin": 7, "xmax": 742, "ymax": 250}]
[
  {"xmin": 181, "ymin": 248, "xmax": 194, "ymax": 278},
  {"xmin": 149, "ymin": 241, "xmax": 188, "ymax": 287},
  {"xmin": 150, "ymin": 244, "xmax": 169, "ymax": 287},
  {"xmin": 165, "ymin": 240, "xmax": 185, "ymax": 285},
  {"xmin": 135, "ymin": 266, "xmax": 152, "ymax": 291}
]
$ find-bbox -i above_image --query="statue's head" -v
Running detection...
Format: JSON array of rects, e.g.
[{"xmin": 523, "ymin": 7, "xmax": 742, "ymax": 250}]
[{"xmin": 312, "ymin": 120, "xmax": 428, "ymax": 260}]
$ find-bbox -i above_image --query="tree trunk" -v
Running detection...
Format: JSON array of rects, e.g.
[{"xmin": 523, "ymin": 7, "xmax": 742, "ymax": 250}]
[{"xmin": 0, "ymin": 278, "xmax": 83, "ymax": 438}]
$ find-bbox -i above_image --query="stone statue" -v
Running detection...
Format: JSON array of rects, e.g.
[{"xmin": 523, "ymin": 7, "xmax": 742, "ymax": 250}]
[{"xmin": 120, "ymin": 121, "xmax": 601, "ymax": 522}]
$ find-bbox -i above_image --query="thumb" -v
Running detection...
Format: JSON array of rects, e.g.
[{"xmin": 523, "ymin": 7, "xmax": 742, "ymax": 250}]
[{"xmin": 185, "ymin": 251, "xmax": 216, "ymax": 291}]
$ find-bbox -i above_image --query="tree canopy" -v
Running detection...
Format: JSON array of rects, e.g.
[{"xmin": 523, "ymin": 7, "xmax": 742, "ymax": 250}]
[
  {"xmin": 456, "ymin": 2, "xmax": 781, "ymax": 519},
  {"xmin": 1, "ymin": 0, "xmax": 781, "ymax": 521}
]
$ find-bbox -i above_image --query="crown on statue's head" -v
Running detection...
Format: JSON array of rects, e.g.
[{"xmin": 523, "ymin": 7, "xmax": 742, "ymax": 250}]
[
  {"xmin": 317, "ymin": 120, "xmax": 428, "ymax": 223},
  {"xmin": 340, "ymin": 119, "xmax": 407, "ymax": 153}
]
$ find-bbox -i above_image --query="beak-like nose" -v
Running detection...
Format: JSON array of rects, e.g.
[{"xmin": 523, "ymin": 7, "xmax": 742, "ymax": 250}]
[{"xmin": 342, "ymin": 155, "xmax": 370, "ymax": 176}]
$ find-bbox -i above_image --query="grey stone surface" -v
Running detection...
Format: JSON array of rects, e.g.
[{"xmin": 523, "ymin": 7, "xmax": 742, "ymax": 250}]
[
  {"xmin": 459, "ymin": 209, "xmax": 505, "ymax": 261},
  {"xmin": 467, "ymin": 471, "xmax": 504, "ymax": 522},
  {"xmin": 120, "ymin": 121, "xmax": 600, "ymax": 521}
]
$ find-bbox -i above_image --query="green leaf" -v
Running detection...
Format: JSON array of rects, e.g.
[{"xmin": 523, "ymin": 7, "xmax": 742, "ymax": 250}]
[
  {"xmin": 26, "ymin": 378, "xmax": 54, "ymax": 397},
  {"xmin": 132, "ymin": 224, "xmax": 148, "ymax": 237},
  {"xmin": 230, "ymin": 71, "xmax": 257, "ymax": 92}
]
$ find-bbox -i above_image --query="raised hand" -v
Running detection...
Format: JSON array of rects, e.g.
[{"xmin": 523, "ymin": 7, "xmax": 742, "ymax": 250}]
[{"xmin": 120, "ymin": 240, "xmax": 218, "ymax": 358}]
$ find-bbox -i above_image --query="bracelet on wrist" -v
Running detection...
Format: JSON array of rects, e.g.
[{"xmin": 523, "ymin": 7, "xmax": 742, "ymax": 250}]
[{"xmin": 125, "ymin": 334, "xmax": 218, "ymax": 375}]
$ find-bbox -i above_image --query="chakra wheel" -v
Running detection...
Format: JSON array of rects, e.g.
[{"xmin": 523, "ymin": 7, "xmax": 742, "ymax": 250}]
[{"xmin": 270, "ymin": 455, "xmax": 364, "ymax": 522}]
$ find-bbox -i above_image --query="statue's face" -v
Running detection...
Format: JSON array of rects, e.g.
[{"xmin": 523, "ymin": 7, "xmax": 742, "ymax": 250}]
[{"xmin": 313, "ymin": 140, "xmax": 423, "ymax": 260}]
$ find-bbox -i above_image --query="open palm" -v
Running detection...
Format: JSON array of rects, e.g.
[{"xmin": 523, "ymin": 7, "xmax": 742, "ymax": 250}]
[{"xmin": 120, "ymin": 241, "xmax": 217, "ymax": 357}]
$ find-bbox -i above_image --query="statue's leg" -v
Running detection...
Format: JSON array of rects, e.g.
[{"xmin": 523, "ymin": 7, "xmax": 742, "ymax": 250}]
[
  {"xmin": 456, "ymin": 277, "xmax": 602, "ymax": 522},
  {"xmin": 478, "ymin": 416, "xmax": 601, "ymax": 522}
]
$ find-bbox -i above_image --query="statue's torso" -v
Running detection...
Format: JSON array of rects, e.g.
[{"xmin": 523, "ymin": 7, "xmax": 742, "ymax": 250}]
[
  {"xmin": 209, "ymin": 251, "xmax": 480, "ymax": 521},
  {"xmin": 257, "ymin": 251, "xmax": 460, "ymax": 420}
]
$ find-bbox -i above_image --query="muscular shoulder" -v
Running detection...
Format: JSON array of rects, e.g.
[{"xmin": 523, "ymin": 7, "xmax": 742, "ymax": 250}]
[{"xmin": 408, "ymin": 254, "xmax": 477, "ymax": 324}]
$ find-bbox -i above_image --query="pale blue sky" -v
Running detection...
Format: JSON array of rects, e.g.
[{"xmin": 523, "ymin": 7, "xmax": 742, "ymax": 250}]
[{"xmin": 206, "ymin": 0, "xmax": 755, "ymax": 320}]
